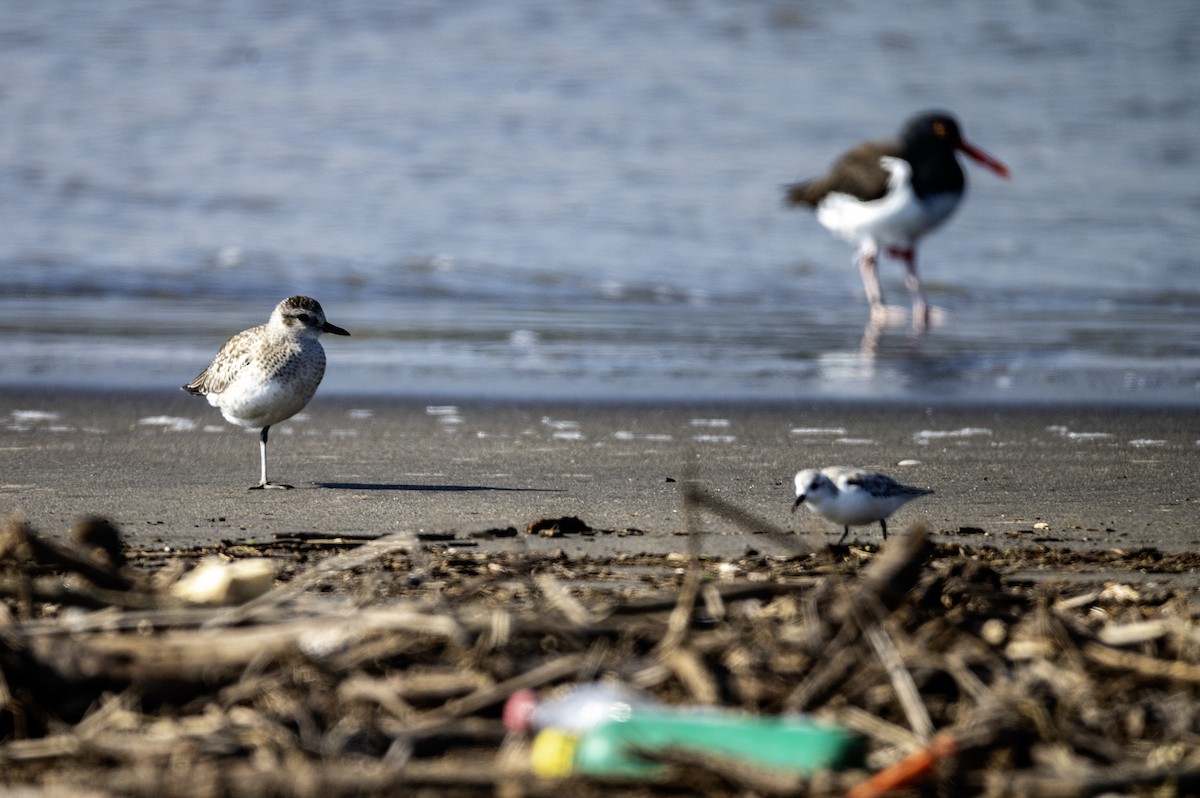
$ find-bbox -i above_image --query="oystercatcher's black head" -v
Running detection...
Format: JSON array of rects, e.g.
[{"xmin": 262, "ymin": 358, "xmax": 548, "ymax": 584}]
[
  {"xmin": 902, "ymin": 111, "xmax": 963, "ymax": 149},
  {"xmin": 902, "ymin": 111, "xmax": 1009, "ymax": 179}
]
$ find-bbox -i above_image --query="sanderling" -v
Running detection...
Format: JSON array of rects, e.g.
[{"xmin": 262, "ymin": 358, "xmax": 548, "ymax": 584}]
[
  {"xmin": 792, "ymin": 466, "xmax": 932, "ymax": 544},
  {"xmin": 182, "ymin": 296, "xmax": 350, "ymax": 490}
]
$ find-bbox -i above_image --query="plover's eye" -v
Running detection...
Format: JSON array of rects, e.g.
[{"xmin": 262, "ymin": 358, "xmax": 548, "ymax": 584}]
[{"xmin": 296, "ymin": 313, "xmax": 312, "ymax": 324}]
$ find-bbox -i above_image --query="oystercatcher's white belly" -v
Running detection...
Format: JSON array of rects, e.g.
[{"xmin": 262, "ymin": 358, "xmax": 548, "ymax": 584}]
[{"xmin": 816, "ymin": 156, "xmax": 961, "ymax": 249}]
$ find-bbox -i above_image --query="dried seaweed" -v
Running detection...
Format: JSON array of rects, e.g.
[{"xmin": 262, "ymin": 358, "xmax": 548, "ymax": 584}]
[{"xmin": 3, "ymin": 508, "xmax": 1200, "ymax": 797}]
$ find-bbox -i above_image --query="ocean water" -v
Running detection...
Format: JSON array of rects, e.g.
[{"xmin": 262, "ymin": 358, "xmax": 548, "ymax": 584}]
[{"xmin": 2, "ymin": 1, "xmax": 1198, "ymax": 404}]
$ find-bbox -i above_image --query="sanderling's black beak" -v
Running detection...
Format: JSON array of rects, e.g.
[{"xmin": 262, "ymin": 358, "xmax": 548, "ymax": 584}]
[
  {"xmin": 322, "ymin": 322, "xmax": 351, "ymax": 336},
  {"xmin": 791, "ymin": 495, "xmax": 805, "ymax": 513}
]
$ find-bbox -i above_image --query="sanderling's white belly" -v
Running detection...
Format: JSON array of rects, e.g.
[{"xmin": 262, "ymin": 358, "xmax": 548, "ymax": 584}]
[{"xmin": 807, "ymin": 491, "xmax": 909, "ymax": 526}]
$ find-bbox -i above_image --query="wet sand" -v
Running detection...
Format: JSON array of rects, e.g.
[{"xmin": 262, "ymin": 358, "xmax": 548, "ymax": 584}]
[{"xmin": 1, "ymin": 387, "xmax": 1197, "ymax": 556}]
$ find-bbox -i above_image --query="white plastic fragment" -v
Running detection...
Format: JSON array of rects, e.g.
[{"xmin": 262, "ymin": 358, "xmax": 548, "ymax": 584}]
[{"xmin": 170, "ymin": 557, "xmax": 277, "ymax": 605}]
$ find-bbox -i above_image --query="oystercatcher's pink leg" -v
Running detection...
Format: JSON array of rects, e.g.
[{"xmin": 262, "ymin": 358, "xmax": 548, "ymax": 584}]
[
  {"xmin": 889, "ymin": 245, "xmax": 930, "ymax": 330},
  {"xmin": 859, "ymin": 243, "xmax": 908, "ymax": 327},
  {"xmin": 856, "ymin": 243, "xmax": 886, "ymax": 324}
]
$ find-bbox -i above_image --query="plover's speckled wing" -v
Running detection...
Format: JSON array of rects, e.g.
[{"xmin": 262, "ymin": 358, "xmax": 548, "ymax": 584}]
[{"xmin": 182, "ymin": 324, "xmax": 265, "ymax": 397}]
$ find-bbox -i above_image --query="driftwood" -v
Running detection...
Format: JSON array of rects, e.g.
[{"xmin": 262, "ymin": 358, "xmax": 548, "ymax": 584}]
[
  {"xmin": 3, "ymin": 502, "xmax": 1200, "ymax": 797},
  {"xmin": 0, "ymin": 515, "xmax": 139, "ymax": 593}
]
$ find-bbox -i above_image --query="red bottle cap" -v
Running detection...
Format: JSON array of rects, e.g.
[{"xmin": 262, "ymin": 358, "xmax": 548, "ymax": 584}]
[{"xmin": 502, "ymin": 688, "xmax": 539, "ymax": 733}]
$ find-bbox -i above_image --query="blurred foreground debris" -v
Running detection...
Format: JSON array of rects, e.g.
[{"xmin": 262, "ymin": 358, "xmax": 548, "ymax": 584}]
[{"xmin": 2, "ymin": 508, "xmax": 1200, "ymax": 796}]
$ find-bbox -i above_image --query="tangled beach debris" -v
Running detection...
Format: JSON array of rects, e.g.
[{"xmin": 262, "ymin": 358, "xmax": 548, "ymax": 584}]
[{"xmin": 3, "ymin": 503, "xmax": 1200, "ymax": 796}]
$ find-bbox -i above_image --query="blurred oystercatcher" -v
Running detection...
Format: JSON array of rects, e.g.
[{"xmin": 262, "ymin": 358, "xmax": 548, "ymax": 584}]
[{"xmin": 785, "ymin": 111, "xmax": 1008, "ymax": 329}]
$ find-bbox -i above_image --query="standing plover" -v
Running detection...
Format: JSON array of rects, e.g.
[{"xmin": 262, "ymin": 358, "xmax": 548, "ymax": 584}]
[
  {"xmin": 792, "ymin": 466, "xmax": 932, "ymax": 544},
  {"xmin": 183, "ymin": 295, "xmax": 350, "ymax": 490},
  {"xmin": 785, "ymin": 111, "xmax": 1008, "ymax": 329}
]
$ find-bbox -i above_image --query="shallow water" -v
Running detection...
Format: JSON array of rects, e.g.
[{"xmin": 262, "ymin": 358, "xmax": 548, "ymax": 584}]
[{"xmin": 2, "ymin": 2, "xmax": 1198, "ymax": 404}]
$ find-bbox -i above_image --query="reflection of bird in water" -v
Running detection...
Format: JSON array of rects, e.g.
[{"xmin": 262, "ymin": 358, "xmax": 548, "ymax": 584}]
[
  {"xmin": 793, "ymin": 467, "xmax": 932, "ymax": 545},
  {"xmin": 183, "ymin": 296, "xmax": 350, "ymax": 490},
  {"xmin": 786, "ymin": 111, "xmax": 1009, "ymax": 332}
]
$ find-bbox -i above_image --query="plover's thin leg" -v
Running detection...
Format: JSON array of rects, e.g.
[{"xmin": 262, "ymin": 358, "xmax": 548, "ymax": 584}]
[
  {"xmin": 252, "ymin": 426, "xmax": 293, "ymax": 491},
  {"xmin": 836, "ymin": 525, "xmax": 850, "ymax": 546},
  {"xmin": 880, "ymin": 519, "xmax": 889, "ymax": 540},
  {"xmin": 892, "ymin": 247, "xmax": 929, "ymax": 330}
]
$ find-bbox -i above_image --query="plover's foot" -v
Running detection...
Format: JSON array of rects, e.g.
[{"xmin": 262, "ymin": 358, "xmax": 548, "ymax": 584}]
[{"xmin": 251, "ymin": 482, "xmax": 294, "ymax": 490}]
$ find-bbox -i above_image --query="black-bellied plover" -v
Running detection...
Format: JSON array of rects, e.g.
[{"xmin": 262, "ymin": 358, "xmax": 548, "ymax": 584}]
[
  {"xmin": 792, "ymin": 466, "xmax": 932, "ymax": 544},
  {"xmin": 785, "ymin": 111, "xmax": 1008, "ymax": 329},
  {"xmin": 182, "ymin": 295, "xmax": 350, "ymax": 490}
]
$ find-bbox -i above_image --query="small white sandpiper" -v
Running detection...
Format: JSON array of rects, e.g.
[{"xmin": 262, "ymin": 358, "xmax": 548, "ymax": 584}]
[
  {"xmin": 792, "ymin": 466, "xmax": 932, "ymax": 544},
  {"xmin": 182, "ymin": 295, "xmax": 350, "ymax": 490}
]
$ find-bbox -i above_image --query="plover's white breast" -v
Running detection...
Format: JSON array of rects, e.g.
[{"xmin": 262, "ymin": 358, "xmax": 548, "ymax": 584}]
[{"xmin": 195, "ymin": 325, "xmax": 327, "ymax": 430}]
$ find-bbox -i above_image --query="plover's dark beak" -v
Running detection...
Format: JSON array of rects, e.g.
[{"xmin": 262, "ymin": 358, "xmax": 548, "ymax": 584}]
[
  {"xmin": 322, "ymin": 322, "xmax": 351, "ymax": 336},
  {"xmin": 791, "ymin": 495, "xmax": 805, "ymax": 513}
]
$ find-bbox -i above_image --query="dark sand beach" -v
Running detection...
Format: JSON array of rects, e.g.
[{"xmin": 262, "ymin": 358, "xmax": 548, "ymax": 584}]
[{"xmin": 3, "ymin": 388, "xmax": 1197, "ymax": 554}]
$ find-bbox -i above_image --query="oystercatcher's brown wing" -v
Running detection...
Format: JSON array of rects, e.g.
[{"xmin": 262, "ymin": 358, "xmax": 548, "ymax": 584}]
[{"xmin": 785, "ymin": 138, "xmax": 900, "ymax": 207}]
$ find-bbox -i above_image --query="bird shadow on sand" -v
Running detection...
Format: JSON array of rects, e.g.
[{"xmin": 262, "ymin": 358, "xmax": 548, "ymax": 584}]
[{"xmin": 317, "ymin": 482, "xmax": 562, "ymax": 494}]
